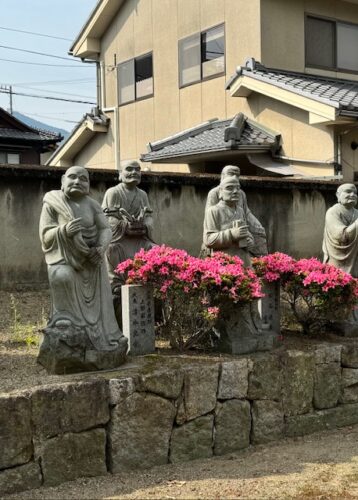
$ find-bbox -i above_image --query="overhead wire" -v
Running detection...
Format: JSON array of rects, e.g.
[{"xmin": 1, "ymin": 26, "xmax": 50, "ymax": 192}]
[
  {"xmin": 0, "ymin": 57, "xmax": 93, "ymax": 68},
  {"xmin": 10, "ymin": 84, "xmax": 96, "ymax": 100},
  {"xmin": 0, "ymin": 26, "xmax": 72, "ymax": 41},
  {"xmin": 0, "ymin": 89, "xmax": 96, "ymax": 105},
  {"xmin": 0, "ymin": 44, "xmax": 88, "ymax": 63}
]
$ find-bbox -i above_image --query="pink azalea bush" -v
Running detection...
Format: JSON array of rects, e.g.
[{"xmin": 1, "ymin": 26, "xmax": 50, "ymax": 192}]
[
  {"xmin": 117, "ymin": 245, "xmax": 262, "ymax": 349},
  {"xmin": 253, "ymin": 253, "xmax": 358, "ymax": 334}
]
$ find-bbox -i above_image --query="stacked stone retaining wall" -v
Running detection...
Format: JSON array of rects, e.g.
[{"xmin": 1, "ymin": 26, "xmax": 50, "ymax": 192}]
[{"xmin": 2, "ymin": 342, "xmax": 358, "ymax": 495}]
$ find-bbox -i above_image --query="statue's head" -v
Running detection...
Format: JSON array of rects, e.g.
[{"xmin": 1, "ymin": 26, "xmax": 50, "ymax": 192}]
[
  {"xmin": 336, "ymin": 183, "xmax": 357, "ymax": 208},
  {"xmin": 219, "ymin": 177, "xmax": 241, "ymax": 204},
  {"xmin": 119, "ymin": 160, "xmax": 141, "ymax": 186},
  {"xmin": 221, "ymin": 165, "xmax": 241, "ymax": 181},
  {"xmin": 61, "ymin": 166, "xmax": 90, "ymax": 199}
]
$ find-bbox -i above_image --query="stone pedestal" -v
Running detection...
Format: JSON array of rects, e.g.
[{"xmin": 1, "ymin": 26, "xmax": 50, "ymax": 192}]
[
  {"xmin": 37, "ymin": 325, "xmax": 127, "ymax": 375},
  {"xmin": 122, "ymin": 285, "xmax": 155, "ymax": 356},
  {"xmin": 258, "ymin": 280, "xmax": 280, "ymax": 335},
  {"xmin": 216, "ymin": 303, "xmax": 276, "ymax": 355}
]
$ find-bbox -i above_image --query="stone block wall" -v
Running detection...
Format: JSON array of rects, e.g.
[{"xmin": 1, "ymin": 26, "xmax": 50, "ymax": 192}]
[{"xmin": 2, "ymin": 343, "xmax": 358, "ymax": 495}]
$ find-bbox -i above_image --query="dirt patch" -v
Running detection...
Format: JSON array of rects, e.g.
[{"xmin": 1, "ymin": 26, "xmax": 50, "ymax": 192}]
[{"xmin": 7, "ymin": 425, "xmax": 358, "ymax": 499}]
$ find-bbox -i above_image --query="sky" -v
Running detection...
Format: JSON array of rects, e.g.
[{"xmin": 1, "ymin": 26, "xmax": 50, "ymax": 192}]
[{"xmin": 0, "ymin": 0, "xmax": 98, "ymax": 132}]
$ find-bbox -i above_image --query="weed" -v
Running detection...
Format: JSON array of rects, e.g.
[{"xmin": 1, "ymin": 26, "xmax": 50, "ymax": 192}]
[{"xmin": 9, "ymin": 294, "xmax": 46, "ymax": 347}]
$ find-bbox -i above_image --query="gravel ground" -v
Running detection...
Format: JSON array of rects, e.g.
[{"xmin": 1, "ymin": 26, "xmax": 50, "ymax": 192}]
[{"xmin": 6, "ymin": 425, "xmax": 358, "ymax": 499}]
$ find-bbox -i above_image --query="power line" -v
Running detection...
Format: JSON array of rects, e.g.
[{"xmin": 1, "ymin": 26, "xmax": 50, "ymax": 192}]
[
  {"xmin": 8, "ymin": 78, "xmax": 94, "ymax": 86},
  {"xmin": 0, "ymin": 44, "xmax": 87, "ymax": 63},
  {"xmin": 0, "ymin": 26, "xmax": 72, "ymax": 41},
  {"xmin": 0, "ymin": 57, "xmax": 93, "ymax": 68},
  {"xmin": 12, "ymin": 84, "xmax": 95, "ymax": 100},
  {"xmin": 0, "ymin": 89, "xmax": 96, "ymax": 105},
  {"xmin": 18, "ymin": 112, "xmax": 78, "ymax": 124}
]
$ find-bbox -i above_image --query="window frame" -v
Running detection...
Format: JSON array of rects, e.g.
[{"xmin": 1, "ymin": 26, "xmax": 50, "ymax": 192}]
[
  {"xmin": 117, "ymin": 51, "xmax": 154, "ymax": 106},
  {"xmin": 305, "ymin": 13, "xmax": 358, "ymax": 74},
  {"xmin": 178, "ymin": 23, "xmax": 226, "ymax": 89},
  {"xmin": 0, "ymin": 151, "xmax": 20, "ymax": 164}
]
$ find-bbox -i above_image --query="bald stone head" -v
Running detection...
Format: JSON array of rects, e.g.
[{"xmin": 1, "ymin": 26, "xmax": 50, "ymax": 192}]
[
  {"xmin": 220, "ymin": 165, "xmax": 241, "ymax": 182},
  {"xmin": 336, "ymin": 183, "xmax": 358, "ymax": 208},
  {"xmin": 61, "ymin": 166, "xmax": 90, "ymax": 199},
  {"xmin": 120, "ymin": 160, "xmax": 141, "ymax": 186},
  {"xmin": 219, "ymin": 176, "xmax": 241, "ymax": 204}
]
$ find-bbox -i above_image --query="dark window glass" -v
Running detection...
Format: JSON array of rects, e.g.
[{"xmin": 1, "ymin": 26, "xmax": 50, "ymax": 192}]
[
  {"xmin": 306, "ymin": 16, "xmax": 335, "ymax": 69},
  {"xmin": 135, "ymin": 53, "xmax": 153, "ymax": 98},
  {"xmin": 118, "ymin": 53, "xmax": 154, "ymax": 104}
]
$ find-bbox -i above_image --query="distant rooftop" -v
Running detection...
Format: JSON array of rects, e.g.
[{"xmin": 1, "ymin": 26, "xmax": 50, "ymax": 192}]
[
  {"xmin": 226, "ymin": 58, "xmax": 358, "ymax": 117},
  {"xmin": 141, "ymin": 113, "xmax": 280, "ymax": 163}
]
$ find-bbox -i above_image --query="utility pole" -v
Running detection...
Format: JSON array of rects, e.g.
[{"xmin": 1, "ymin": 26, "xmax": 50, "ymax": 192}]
[{"xmin": 0, "ymin": 84, "xmax": 13, "ymax": 113}]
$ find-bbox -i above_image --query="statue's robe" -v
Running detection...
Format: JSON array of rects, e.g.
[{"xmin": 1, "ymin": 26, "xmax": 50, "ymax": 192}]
[
  {"xmin": 205, "ymin": 186, "xmax": 267, "ymax": 256},
  {"xmin": 39, "ymin": 190, "xmax": 122, "ymax": 350},
  {"xmin": 323, "ymin": 203, "xmax": 358, "ymax": 276},
  {"xmin": 203, "ymin": 200, "xmax": 252, "ymax": 267},
  {"xmin": 102, "ymin": 183, "xmax": 154, "ymax": 285}
]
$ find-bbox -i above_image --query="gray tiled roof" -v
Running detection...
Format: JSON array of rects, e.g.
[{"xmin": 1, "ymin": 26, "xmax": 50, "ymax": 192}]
[
  {"xmin": 141, "ymin": 114, "xmax": 279, "ymax": 162},
  {"xmin": 226, "ymin": 58, "xmax": 358, "ymax": 116},
  {"xmin": 0, "ymin": 128, "xmax": 61, "ymax": 142}
]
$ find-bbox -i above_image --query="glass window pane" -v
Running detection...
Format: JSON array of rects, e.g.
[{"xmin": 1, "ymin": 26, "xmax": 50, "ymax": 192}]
[
  {"xmin": 337, "ymin": 23, "xmax": 358, "ymax": 71},
  {"xmin": 135, "ymin": 53, "xmax": 153, "ymax": 99},
  {"xmin": 118, "ymin": 59, "xmax": 135, "ymax": 104},
  {"xmin": 306, "ymin": 17, "xmax": 335, "ymax": 69},
  {"xmin": 0, "ymin": 152, "xmax": 6, "ymax": 164},
  {"xmin": 7, "ymin": 153, "xmax": 19, "ymax": 164},
  {"xmin": 202, "ymin": 25, "xmax": 225, "ymax": 79},
  {"xmin": 179, "ymin": 33, "xmax": 201, "ymax": 86}
]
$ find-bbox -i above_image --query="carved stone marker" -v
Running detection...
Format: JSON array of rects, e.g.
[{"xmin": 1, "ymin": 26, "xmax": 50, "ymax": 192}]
[
  {"xmin": 38, "ymin": 166, "xmax": 128, "ymax": 374},
  {"xmin": 258, "ymin": 281, "xmax": 281, "ymax": 335},
  {"xmin": 122, "ymin": 285, "xmax": 155, "ymax": 355}
]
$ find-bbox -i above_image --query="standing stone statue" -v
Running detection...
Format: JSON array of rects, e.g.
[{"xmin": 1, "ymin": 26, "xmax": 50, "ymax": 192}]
[
  {"xmin": 205, "ymin": 165, "xmax": 267, "ymax": 256},
  {"xmin": 203, "ymin": 176, "xmax": 255, "ymax": 266},
  {"xmin": 323, "ymin": 183, "xmax": 358, "ymax": 275},
  {"xmin": 323, "ymin": 183, "xmax": 358, "ymax": 335},
  {"xmin": 203, "ymin": 176, "xmax": 275, "ymax": 354},
  {"xmin": 102, "ymin": 160, "xmax": 155, "ymax": 293},
  {"xmin": 38, "ymin": 166, "xmax": 127, "ymax": 373}
]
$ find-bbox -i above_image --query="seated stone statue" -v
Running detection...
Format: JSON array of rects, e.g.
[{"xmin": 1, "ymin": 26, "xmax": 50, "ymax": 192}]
[
  {"xmin": 323, "ymin": 183, "xmax": 358, "ymax": 275},
  {"xmin": 102, "ymin": 160, "xmax": 155, "ymax": 292},
  {"xmin": 39, "ymin": 166, "xmax": 127, "ymax": 373},
  {"xmin": 203, "ymin": 176, "xmax": 255, "ymax": 267},
  {"xmin": 205, "ymin": 165, "xmax": 267, "ymax": 256}
]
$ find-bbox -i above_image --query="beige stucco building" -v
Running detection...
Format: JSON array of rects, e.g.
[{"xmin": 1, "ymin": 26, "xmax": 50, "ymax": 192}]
[{"xmin": 48, "ymin": 0, "xmax": 358, "ymax": 179}]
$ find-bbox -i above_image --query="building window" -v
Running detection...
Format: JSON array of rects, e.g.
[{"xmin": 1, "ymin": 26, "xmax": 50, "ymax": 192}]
[
  {"xmin": 118, "ymin": 52, "xmax": 153, "ymax": 105},
  {"xmin": 0, "ymin": 152, "xmax": 20, "ymax": 164},
  {"xmin": 179, "ymin": 24, "xmax": 225, "ymax": 87},
  {"xmin": 306, "ymin": 15, "xmax": 358, "ymax": 72}
]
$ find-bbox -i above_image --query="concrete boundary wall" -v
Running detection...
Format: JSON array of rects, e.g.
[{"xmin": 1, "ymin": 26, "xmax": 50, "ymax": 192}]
[
  {"xmin": 0, "ymin": 165, "xmax": 339, "ymax": 289},
  {"xmin": 1, "ymin": 341, "xmax": 358, "ymax": 495}
]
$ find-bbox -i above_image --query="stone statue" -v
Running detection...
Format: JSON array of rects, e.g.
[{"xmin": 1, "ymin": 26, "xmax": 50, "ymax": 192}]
[
  {"xmin": 323, "ymin": 183, "xmax": 358, "ymax": 335},
  {"xmin": 323, "ymin": 183, "xmax": 358, "ymax": 275},
  {"xmin": 203, "ymin": 176, "xmax": 255, "ymax": 267},
  {"xmin": 102, "ymin": 160, "xmax": 155, "ymax": 293},
  {"xmin": 38, "ymin": 166, "xmax": 127, "ymax": 373},
  {"xmin": 203, "ymin": 176, "xmax": 276, "ymax": 354},
  {"xmin": 205, "ymin": 165, "xmax": 267, "ymax": 256}
]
